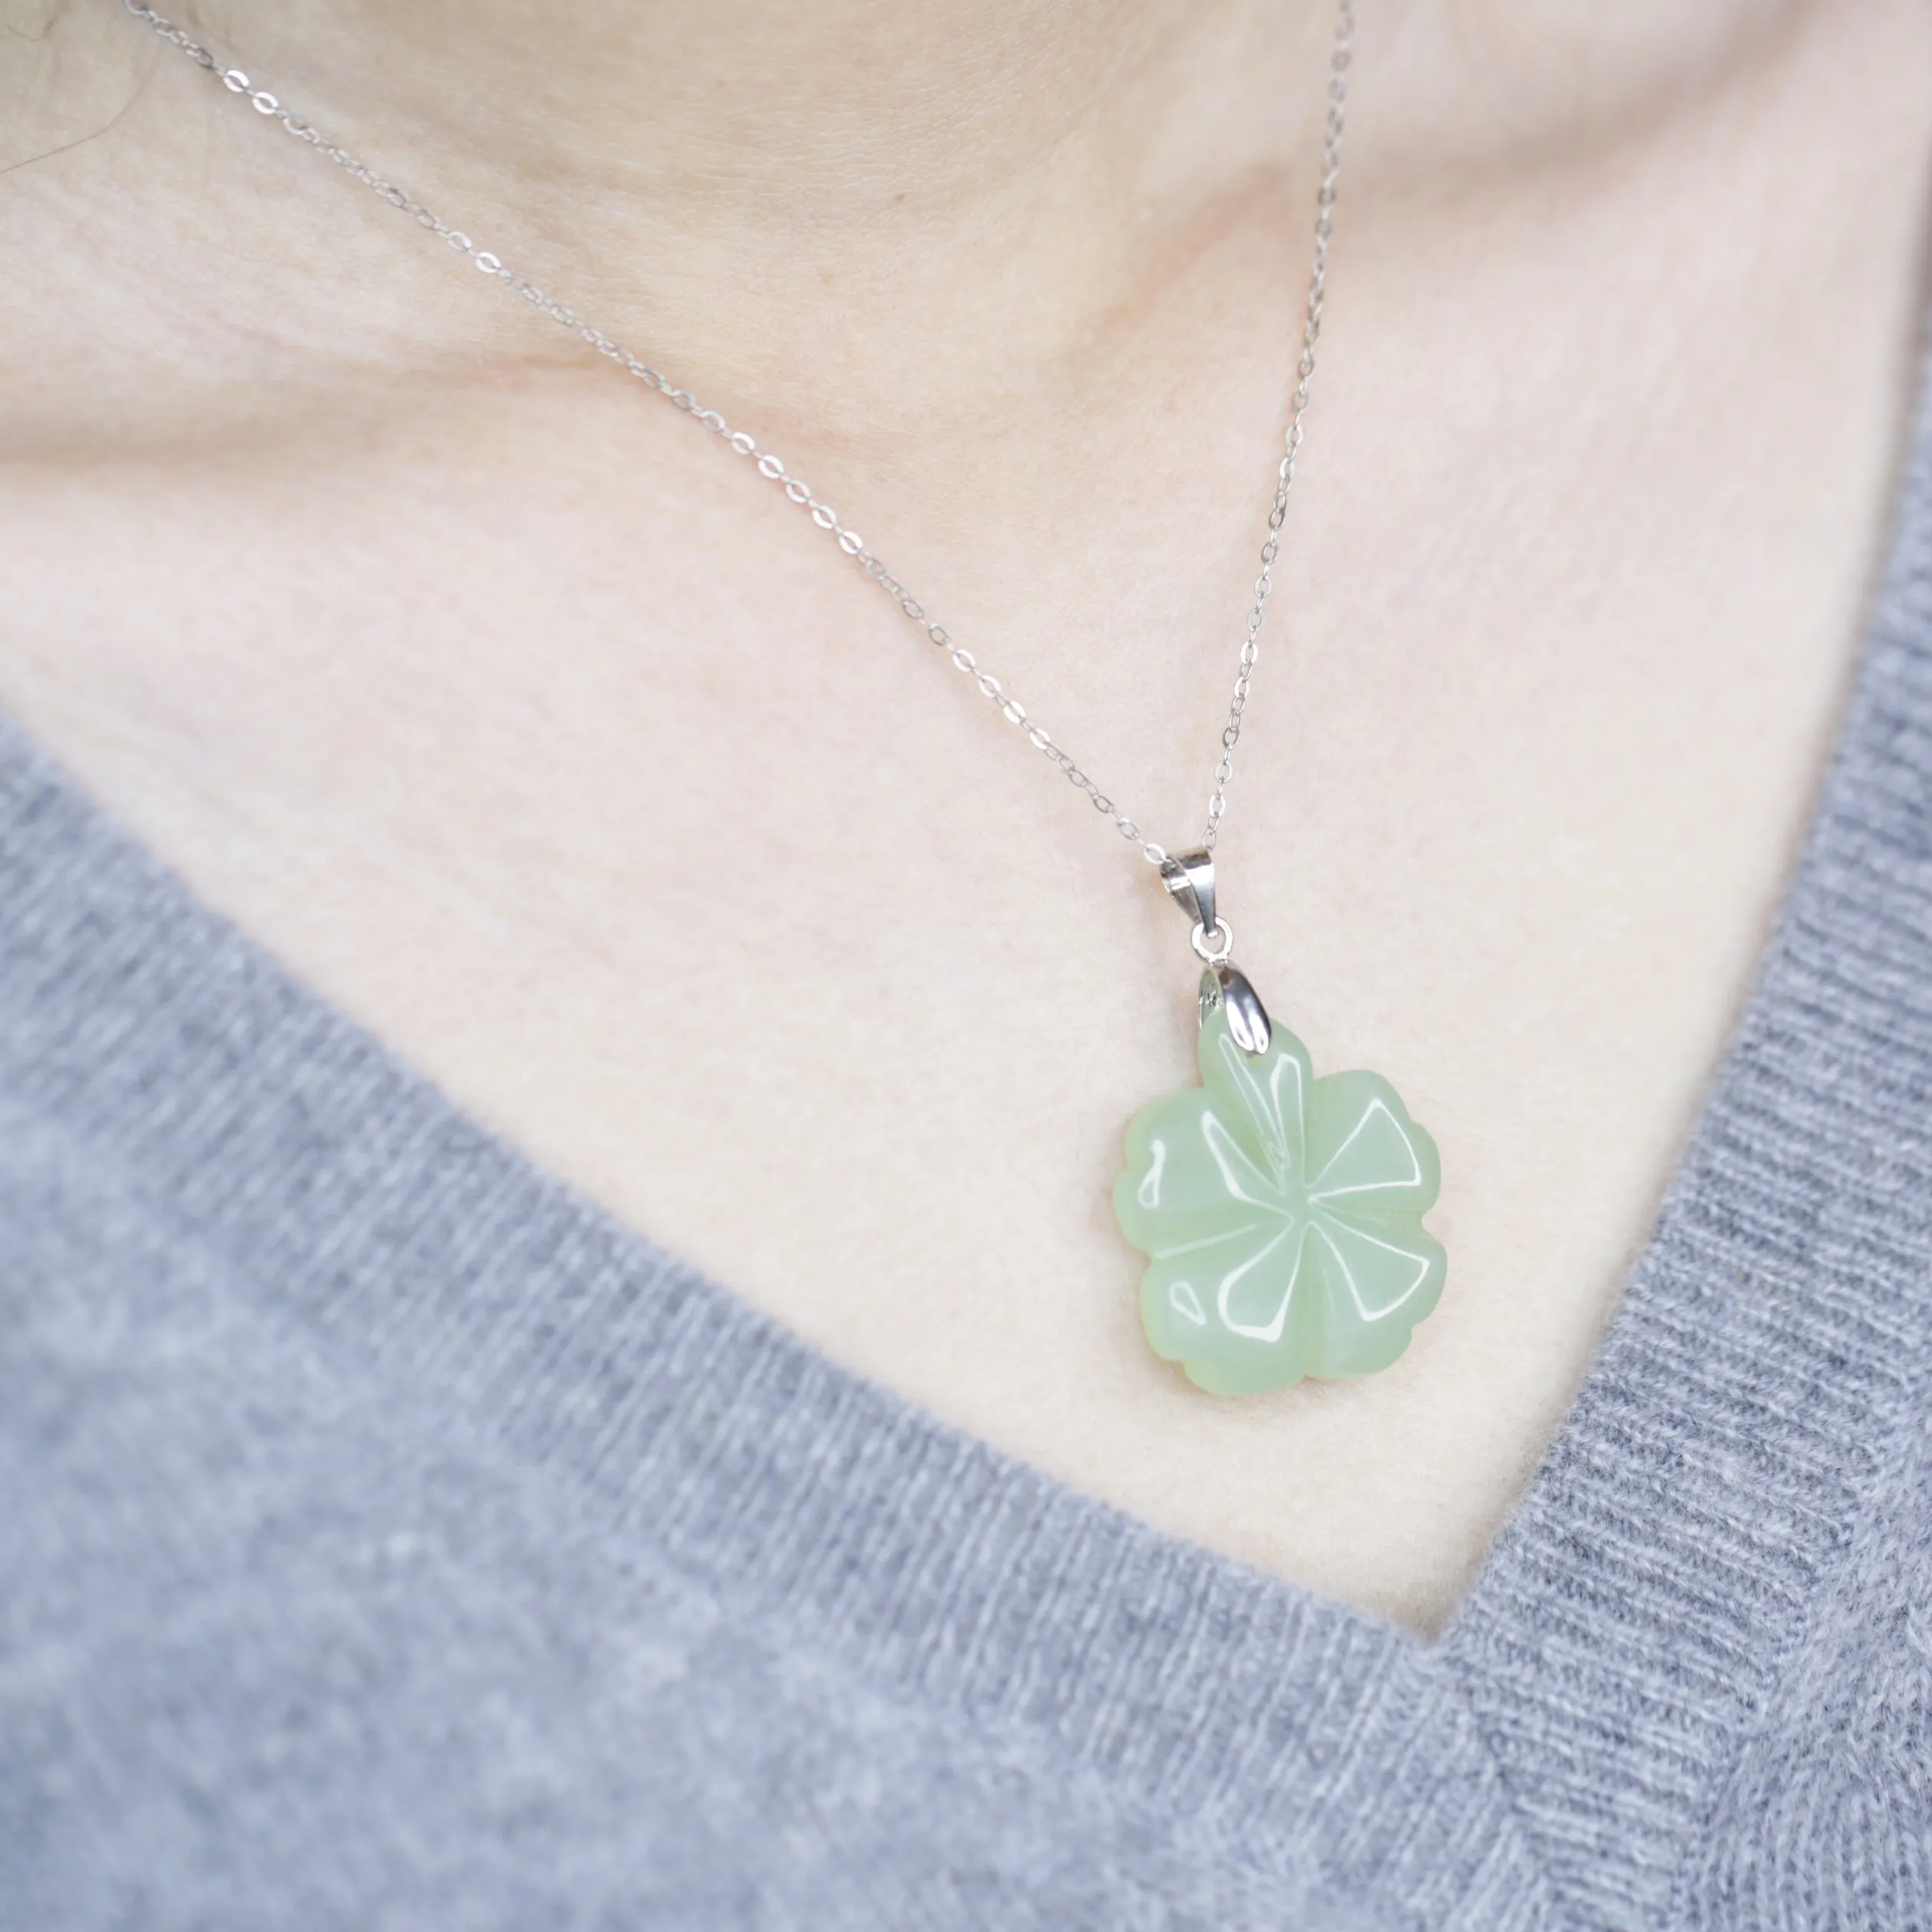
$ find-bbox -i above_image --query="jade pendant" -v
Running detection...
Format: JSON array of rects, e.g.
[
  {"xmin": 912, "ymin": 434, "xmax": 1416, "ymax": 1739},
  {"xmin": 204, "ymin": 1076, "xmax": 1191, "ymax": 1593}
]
[{"xmin": 1114, "ymin": 870, "xmax": 1445, "ymax": 1395}]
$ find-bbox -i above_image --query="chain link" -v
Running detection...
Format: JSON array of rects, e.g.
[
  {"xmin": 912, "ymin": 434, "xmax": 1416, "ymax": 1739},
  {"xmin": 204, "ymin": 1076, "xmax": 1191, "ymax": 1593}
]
[
  {"xmin": 1207, "ymin": 2, "xmax": 1352, "ymax": 850},
  {"xmin": 121, "ymin": 0, "xmax": 1351, "ymax": 868}
]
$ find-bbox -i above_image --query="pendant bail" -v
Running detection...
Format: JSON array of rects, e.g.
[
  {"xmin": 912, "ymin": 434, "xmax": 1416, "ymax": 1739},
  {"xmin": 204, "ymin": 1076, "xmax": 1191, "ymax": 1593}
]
[
  {"xmin": 1161, "ymin": 847, "xmax": 1234, "ymax": 966},
  {"xmin": 1201, "ymin": 964, "xmax": 1273, "ymax": 1057},
  {"xmin": 1159, "ymin": 847, "xmax": 1216, "ymax": 935},
  {"xmin": 1161, "ymin": 847, "xmax": 1270, "ymax": 1055}
]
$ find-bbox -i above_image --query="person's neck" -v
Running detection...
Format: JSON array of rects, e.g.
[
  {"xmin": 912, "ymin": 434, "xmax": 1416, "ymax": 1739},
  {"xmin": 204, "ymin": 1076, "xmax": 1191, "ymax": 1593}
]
[{"xmin": 157, "ymin": 0, "xmax": 1800, "ymax": 427}]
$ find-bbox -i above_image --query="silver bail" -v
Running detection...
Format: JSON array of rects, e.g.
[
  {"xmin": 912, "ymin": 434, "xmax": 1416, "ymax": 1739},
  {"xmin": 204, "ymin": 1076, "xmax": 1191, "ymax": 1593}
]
[
  {"xmin": 1200, "ymin": 965, "xmax": 1273, "ymax": 1058},
  {"xmin": 1162, "ymin": 847, "xmax": 1234, "ymax": 968},
  {"xmin": 1159, "ymin": 848, "xmax": 1217, "ymax": 936},
  {"xmin": 1161, "ymin": 847, "xmax": 1271, "ymax": 1056}
]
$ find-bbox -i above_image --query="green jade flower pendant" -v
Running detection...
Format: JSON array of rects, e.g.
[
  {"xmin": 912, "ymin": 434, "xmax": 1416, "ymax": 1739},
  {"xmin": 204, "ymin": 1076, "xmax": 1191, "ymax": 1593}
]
[{"xmin": 1114, "ymin": 850, "xmax": 1445, "ymax": 1395}]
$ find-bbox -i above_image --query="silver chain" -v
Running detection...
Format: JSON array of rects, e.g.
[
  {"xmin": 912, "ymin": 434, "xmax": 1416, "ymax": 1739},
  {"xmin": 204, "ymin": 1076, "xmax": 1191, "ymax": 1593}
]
[
  {"xmin": 121, "ymin": 0, "xmax": 1352, "ymax": 869},
  {"xmin": 1207, "ymin": 9, "xmax": 1352, "ymax": 850}
]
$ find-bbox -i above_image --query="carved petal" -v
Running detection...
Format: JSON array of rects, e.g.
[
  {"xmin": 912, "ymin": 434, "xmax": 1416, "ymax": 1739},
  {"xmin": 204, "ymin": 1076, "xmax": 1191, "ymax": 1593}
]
[
  {"xmin": 1196, "ymin": 1012, "xmax": 1312, "ymax": 1188},
  {"xmin": 1114, "ymin": 1087, "xmax": 1288, "ymax": 1257},
  {"xmin": 1301, "ymin": 1212, "xmax": 1446, "ymax": 1374},
  {"xmin": 1138, "ymin": 1220, "xmax": 1311, "ymax": 1392},
  {"xmin": 1303, "ymin": 1070, "xmax": 1441, "ymax": 1221}
]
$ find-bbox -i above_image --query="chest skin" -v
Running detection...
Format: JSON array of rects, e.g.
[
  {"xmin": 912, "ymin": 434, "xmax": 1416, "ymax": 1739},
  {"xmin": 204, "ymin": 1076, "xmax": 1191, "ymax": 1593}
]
[{"xmin": 2, "ymin": 2, "xmax": 1930, "ymax": 1634}]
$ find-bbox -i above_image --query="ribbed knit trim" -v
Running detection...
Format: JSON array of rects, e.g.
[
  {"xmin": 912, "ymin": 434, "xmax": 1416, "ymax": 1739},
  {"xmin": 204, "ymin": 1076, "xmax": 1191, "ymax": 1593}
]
[
  {"xmin": 1, "ymin": 361, "xmax": 1927, "ymax": 1930},
  {"xmin": 1442, "ymin": 368, "xmax": 1932, "ymax": 1927},
  {"xmin": 0, "ymin": 729, "xmax": 1557, "ymax": 1927}
]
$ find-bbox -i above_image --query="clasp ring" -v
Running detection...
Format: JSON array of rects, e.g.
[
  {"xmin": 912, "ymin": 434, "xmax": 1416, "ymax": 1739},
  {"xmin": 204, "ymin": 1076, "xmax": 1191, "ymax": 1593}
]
[{"xmin": 1191, "ymin": 918, "xmax": 1234, "ymax": 966}]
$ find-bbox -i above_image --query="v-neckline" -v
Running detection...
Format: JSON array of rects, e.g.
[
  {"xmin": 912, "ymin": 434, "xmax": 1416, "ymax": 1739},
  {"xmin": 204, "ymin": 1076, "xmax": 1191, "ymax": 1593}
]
[
  {"xmin": 1428, "ymin": 360, "xmax": 1932, "ymax": 1917},
  {"xmin": 1, "ymin": 366, "xmax": 1929, "ymax": 1929}
]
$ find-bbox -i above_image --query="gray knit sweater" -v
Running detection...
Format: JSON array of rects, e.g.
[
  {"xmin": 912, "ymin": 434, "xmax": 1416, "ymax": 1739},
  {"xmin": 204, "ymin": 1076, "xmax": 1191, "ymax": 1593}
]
[{"xmin": 5, "ymin": 372, "xmax": 1931, "ymax": 1932}]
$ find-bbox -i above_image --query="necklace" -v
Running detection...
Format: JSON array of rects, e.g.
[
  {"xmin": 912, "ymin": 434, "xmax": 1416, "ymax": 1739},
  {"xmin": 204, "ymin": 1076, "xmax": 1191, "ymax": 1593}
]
[{"xmin": 123, "ymin": 0, "xmax": 1444, "ymax": 1397}]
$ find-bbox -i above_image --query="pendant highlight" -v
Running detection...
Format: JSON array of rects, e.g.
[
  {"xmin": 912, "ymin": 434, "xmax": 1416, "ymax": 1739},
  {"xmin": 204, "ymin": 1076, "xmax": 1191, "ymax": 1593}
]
[{"xmin": 1115, "ymin": 976, "xmax": 1446, "ymax": 1395}]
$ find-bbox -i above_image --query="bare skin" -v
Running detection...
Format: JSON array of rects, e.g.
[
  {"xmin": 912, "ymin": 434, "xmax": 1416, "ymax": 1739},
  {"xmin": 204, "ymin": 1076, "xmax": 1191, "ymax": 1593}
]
[{"xmin": 2, "ymin": 0, "xmax": 1929, "ymax": 1633}]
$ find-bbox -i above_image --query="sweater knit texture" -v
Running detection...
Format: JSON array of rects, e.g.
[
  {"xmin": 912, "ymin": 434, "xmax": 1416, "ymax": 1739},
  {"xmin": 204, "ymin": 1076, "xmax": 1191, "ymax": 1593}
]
[{"xmin": 4, "ymin": 370, "xmax": 1932, "ymax": 1930}]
